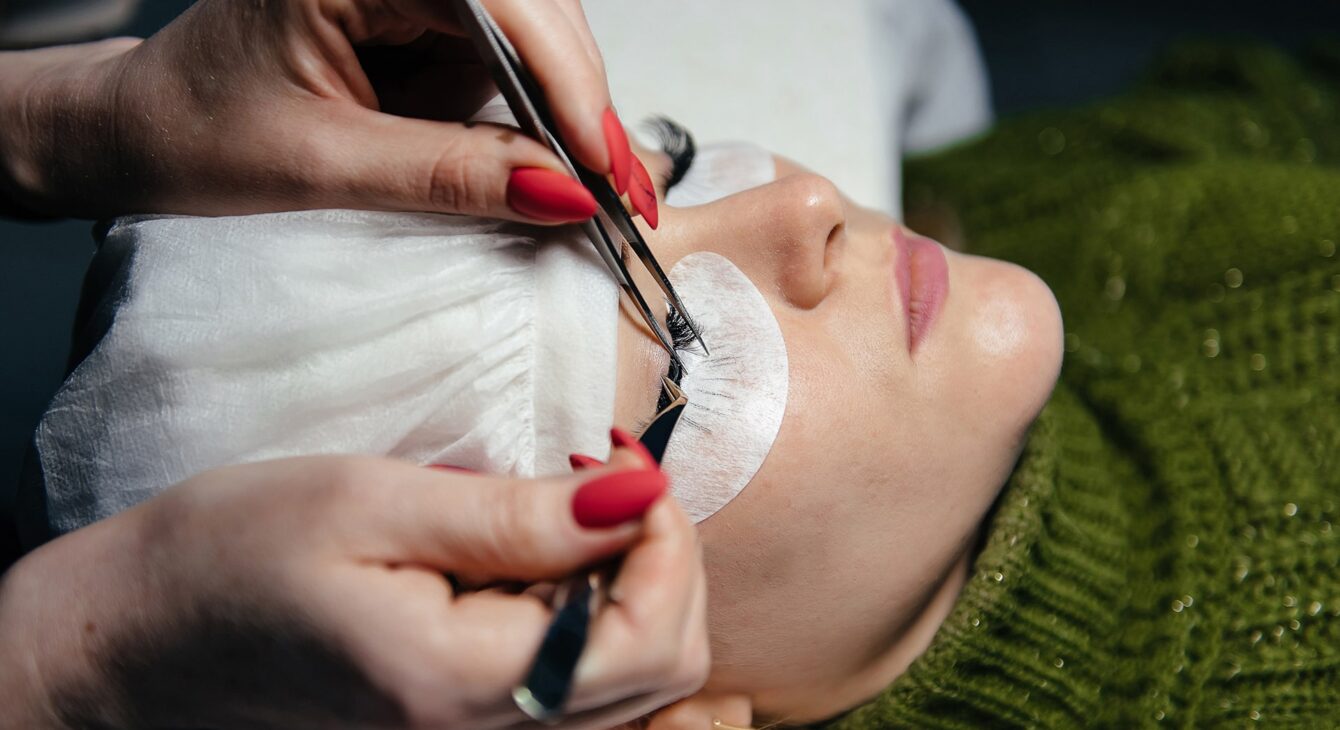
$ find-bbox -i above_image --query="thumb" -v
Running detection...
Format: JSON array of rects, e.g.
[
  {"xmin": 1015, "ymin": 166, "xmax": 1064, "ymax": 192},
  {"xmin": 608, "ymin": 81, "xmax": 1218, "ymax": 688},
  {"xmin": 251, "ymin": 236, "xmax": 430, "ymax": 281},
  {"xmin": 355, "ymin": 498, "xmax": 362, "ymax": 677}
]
[
  {"xmin": 308, "ymin": 106, "xmax": 598, "ymax": 224},
  {"xmin": 364, "ymin": 448, "xmax": 664, "ymax": 581}
]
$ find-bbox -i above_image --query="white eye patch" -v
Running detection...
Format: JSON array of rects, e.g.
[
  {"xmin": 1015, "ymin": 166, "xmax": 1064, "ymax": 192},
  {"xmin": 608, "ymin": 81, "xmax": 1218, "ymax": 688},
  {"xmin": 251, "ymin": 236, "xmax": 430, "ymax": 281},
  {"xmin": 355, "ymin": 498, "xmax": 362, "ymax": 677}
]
[
  {"xmin": 662, "ymin": 253, "xmax": 788, "ymax": 523},
  {"xmin": 664, "ymin": 141, "xmax": 776, "ymax": 208}
]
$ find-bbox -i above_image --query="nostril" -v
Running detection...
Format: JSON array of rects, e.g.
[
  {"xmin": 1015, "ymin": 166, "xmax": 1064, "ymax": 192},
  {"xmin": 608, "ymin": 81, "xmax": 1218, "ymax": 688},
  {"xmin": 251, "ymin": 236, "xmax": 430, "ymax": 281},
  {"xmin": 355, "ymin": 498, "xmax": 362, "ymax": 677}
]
[{"xmin": 824, "ymin": 220, "xmax": 846, "ymax": 289}]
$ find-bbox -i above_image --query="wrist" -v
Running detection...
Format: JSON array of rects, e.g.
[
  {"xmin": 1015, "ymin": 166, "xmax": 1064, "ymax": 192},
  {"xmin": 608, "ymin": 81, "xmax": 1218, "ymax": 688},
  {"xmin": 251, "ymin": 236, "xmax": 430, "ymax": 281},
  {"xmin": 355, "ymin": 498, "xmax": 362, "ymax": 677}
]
[
  {"xmin": 0, "ymin": 38, "xmax": 139, "ymax": 219},
  {"xmin": 0, "ymin": 507, "xmax": 159, "ymax": 730},
  {"xmin": 0, "ymin": 551, "xmax": 72, "ymax": 728}
]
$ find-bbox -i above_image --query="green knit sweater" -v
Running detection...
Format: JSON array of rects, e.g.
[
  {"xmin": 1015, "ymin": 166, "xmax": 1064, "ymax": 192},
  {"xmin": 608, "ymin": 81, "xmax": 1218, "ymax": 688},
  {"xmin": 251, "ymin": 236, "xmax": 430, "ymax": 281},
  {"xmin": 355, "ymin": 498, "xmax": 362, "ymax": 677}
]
[{"xmin": 828, "ymin": 43, "xmax": 1340, "ymax": 728}]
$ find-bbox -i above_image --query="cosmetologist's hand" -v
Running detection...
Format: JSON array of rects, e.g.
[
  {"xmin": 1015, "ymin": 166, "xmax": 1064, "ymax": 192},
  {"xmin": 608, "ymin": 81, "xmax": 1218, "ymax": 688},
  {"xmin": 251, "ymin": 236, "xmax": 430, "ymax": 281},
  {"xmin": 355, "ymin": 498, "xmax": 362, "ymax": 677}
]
[
  {"xmin": 0, "ymin": 0, "xmax": 632, "ymax": 223},
  {"xmin": 0, "ymin": 451, "xmax": 708, "ymax": 729}
]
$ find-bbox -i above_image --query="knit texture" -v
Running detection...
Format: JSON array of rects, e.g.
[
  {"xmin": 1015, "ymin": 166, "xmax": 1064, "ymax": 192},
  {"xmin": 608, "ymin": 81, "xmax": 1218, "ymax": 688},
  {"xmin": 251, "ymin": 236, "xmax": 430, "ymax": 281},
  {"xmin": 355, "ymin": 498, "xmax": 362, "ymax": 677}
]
[{"xmin": 825, "ymin": 42, "xmax": 1340, "ymax": 728}]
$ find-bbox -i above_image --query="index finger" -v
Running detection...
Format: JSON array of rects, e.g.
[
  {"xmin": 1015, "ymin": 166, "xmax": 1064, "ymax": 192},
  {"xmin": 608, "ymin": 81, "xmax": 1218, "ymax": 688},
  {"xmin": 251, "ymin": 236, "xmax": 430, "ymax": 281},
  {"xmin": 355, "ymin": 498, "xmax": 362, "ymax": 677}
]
[
  {"xmin": 389, "ymin": 0, "xmax": 626, "ymax": 191},
  {"xmin": 345, "ymin": 458, "xmax": 653, "ymax": 582},
  {"xmin": 552, "ymin": 0, "xmax": 607, "ymax": 78},
  {"xmin": 485, "ymin": 0, "xmax": 616, "ymax": 180}
]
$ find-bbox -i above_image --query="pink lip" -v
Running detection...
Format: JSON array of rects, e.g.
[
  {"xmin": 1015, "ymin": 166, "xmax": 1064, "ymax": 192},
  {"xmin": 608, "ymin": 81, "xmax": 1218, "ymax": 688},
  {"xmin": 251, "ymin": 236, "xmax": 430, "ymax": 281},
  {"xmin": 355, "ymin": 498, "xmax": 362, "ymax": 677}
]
[{"xmin": 892, "ymin": 227, "xmax": 949, "ymax": 354}]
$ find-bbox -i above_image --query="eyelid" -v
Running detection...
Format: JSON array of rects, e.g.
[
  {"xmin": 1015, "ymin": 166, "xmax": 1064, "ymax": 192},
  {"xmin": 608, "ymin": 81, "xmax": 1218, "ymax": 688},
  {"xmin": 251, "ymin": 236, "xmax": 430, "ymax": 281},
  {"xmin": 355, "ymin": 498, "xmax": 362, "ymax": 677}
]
[
  {"xmin": 656, "ymin": 161, "xmax": 675, "ymax": 195},
  {"xmin": 645, "ymin": 116, "xmax": 696, "ymax": 192}
]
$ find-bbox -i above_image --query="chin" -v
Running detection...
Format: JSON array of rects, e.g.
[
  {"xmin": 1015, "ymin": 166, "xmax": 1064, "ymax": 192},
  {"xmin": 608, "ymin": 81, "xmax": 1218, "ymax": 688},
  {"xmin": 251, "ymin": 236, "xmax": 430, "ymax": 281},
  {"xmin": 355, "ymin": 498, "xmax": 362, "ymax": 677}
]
[{"xmin": 948, "ymin": 253, "xmax": 1064, "ymax": 435}]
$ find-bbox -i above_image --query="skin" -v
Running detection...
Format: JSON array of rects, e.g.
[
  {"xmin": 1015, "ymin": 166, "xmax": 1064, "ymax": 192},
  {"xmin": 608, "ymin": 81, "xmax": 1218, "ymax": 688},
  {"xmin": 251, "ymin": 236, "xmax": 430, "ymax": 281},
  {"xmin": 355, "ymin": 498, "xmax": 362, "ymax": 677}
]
[
  {"xmin": 0, "ymin": 450, "xmax": 709, "ymax": 729},
  {"xmin": 0, "ymin": 0, "xmax": 619, "ymax": 222},
  {"xmin": 613, "ymin": 145, "xmax": 1065, "ymax": 726}
]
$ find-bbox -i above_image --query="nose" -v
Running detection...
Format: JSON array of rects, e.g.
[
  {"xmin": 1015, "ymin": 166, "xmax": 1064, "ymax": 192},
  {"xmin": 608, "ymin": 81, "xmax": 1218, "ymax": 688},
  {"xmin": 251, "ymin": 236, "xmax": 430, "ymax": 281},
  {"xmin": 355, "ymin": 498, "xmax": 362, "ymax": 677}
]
[{"xmin": 675, "ymin": 172, "xmax": 845, "ymax": 310}]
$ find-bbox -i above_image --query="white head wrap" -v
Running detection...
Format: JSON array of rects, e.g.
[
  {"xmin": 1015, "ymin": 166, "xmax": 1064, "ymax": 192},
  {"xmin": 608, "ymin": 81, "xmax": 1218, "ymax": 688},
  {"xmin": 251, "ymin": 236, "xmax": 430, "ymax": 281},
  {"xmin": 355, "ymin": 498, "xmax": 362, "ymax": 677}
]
[
  {"xmin": 29, "ymin": 95, "xmax": 620, "ymax": 537},
  {"xmin": 34, "ymin": 215, "xmax": 619, "ymax": 539}
]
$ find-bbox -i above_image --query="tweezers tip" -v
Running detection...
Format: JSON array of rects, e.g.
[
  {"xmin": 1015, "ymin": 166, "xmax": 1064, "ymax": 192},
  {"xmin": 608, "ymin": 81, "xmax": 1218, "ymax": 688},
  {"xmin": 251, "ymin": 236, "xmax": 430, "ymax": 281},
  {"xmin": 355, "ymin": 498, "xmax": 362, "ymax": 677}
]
[{"xmin": 669, "ymin": 348, "xmax": 688, "ymax": 374}]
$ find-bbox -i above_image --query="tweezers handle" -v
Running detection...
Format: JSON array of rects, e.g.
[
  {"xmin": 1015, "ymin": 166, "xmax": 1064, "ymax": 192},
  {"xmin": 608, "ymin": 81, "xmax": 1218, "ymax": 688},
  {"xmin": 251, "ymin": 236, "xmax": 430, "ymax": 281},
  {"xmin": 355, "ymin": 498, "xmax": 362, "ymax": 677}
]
[
  {"xmin": 511, "ymin": 574, "xmax": 595, "ymax": 722},
  {"xmin": 455, "ymin": 0, "xmax": 635, "ymax": 286}
]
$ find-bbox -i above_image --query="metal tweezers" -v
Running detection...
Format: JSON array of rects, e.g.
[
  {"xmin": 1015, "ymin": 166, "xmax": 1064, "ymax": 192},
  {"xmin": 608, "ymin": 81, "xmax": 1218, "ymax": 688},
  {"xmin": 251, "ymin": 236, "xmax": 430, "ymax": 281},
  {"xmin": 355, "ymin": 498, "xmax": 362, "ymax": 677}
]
[
  {"xmin": 454, "ymin": 0, "xmax": 707, "ymax": 370},
  {"xmin": 509, "ymin": 390, "xmax": 686, "ymax": 723}
]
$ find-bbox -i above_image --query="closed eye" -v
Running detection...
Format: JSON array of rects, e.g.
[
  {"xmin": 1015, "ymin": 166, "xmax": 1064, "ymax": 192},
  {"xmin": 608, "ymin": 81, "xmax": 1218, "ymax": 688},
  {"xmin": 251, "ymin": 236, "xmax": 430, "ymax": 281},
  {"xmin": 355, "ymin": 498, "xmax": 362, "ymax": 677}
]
[{"xmin": 645, "ymin": 116, "xmax": 696, "ymax": 192}]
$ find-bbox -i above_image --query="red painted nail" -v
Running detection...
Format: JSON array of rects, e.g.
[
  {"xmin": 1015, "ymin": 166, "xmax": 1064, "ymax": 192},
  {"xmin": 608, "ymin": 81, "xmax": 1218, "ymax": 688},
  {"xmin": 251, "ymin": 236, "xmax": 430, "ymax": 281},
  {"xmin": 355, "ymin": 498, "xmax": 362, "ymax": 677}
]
[
  {"xmin": 507, "ymin": 167, "xmax": 598, "ymax": 222},
  {"xmin": 569, "ymin": 453, "xmax": 604, "ymax": 470},
  {"xmin": 628, "ymin": 157, "xmax": 659, "ymax": 229},
  {"xmin": 611, "ymin": 427, "xmax": 658, "ymax": 468},
  {"xmin": 429, "ymin": 464, "xmax": 476, "ymax": 473},
  {"xmin": 571, "ymin": 469, "xmax": 666, "ymax": 528},
  {"xmin": 603, "ymin": 108, "xmax": 632, "ymax": 195}
]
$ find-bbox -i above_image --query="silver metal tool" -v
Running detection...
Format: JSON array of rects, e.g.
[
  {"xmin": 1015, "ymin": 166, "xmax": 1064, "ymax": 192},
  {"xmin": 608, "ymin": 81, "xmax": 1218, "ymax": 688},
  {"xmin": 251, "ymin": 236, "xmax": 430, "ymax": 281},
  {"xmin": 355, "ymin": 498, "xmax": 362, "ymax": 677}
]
[{"xmin": 454, "ymin": 0, "xmax": 709, "ymax": 367}]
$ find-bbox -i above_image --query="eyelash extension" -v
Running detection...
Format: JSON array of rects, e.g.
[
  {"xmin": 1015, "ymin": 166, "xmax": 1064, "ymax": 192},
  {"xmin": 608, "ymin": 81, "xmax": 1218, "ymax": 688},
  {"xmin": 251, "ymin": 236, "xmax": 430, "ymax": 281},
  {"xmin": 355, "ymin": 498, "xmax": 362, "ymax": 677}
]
[
  {"xmin": 644, "ymin": 116, "xmax": 696, "ymax": 190},
  {"xmin": 655, "ymin": 301, "xmax": 705, "ymax": 412},
  {"xmin": 666, "ymin": 301, "xmax": 703, "ymax": 354}
]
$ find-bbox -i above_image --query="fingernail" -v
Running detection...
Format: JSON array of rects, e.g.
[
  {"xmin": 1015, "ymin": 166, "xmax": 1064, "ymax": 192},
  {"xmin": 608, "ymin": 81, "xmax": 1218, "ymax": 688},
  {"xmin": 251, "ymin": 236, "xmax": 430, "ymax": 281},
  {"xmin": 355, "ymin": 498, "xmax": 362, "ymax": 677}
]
[
  {"xmin": 603, "ymin": 108, "xmax": 632, "ymax": 195},
  {"xmin": 628, "ymin": 157, "xmax": 659, "ymax": 229},
  {"xmin": 572, "ymin": 469, "xmax": 666, "ymax": 528},
  {"xmin": 611, "ymin": 427, "xmax": 657, "ymax": 468},
  {"xmin": 429, "ymin": 464, "xmax": 476, "ymax": 473},
  {"xmin": 569, "ymin": 453, "xmax": 604, "ymax": 470},
  {"xmin": 507, "ymin": 167, "xmax": 598, "ymax": 222}
]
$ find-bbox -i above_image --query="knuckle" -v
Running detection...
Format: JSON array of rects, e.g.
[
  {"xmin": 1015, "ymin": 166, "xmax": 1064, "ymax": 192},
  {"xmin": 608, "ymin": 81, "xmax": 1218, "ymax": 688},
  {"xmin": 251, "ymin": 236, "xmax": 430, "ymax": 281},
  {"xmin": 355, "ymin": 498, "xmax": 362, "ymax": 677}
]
[
  {"xmin": 598, "ymin": 621, "xmax": 676, "ymax": 691},
  {"xmin": 633, "ymin": 640, "xmax": 684, "ymax": 688},
  {"xmin": 425, "ymin": 142, "xmax": 495, "ymax": 215},
  {"xmin": 383, "ymin": 639, "xmax": 481, "ymax": 728},
  {"xmin": 316, "ymin": 456, "xmax": 382, "ymax": 506},
  {"xmin": 280, "ymin": 120, "xmax": 336, "ymax": 203},
  {"xmin": 477, "ymin": 482, "xmax": 546, "ymax": 564},
  {"xmin": 677, "ymin": 638, "xmax": 712, "ymax": 693}
]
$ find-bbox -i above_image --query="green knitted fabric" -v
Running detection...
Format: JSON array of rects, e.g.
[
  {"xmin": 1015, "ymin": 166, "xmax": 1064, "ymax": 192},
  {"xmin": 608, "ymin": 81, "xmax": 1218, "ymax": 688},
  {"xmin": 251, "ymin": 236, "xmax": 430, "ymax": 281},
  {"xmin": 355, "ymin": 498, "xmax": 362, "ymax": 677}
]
[{"xmin": 825, "ymin": 42, "xmax": 1340, "ymax": 728}]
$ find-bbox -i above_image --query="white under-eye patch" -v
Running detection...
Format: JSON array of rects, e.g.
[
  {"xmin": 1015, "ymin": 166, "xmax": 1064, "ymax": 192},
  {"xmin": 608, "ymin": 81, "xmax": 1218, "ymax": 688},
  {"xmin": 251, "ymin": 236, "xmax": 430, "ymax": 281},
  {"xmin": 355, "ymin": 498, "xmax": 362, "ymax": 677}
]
[
  {"xmin": 665, "ymin": 141, "xmax": 776, "ymax": 208},
  {"xmin": 662, "ymin": 253, "xmax": 788, "ymax": 523}
]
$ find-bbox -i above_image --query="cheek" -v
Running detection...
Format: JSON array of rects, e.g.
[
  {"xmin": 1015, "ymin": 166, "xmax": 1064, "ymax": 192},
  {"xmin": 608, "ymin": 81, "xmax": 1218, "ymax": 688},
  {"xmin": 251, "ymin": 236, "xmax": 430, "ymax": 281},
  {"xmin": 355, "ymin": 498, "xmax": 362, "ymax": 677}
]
[
  {"xmin": 954, "ymin": 256, "xmax": 1064, "ymax": 432},
  {"xmin": 970, "ymin": 282, "xmax": 1033, "ymax": 358}
]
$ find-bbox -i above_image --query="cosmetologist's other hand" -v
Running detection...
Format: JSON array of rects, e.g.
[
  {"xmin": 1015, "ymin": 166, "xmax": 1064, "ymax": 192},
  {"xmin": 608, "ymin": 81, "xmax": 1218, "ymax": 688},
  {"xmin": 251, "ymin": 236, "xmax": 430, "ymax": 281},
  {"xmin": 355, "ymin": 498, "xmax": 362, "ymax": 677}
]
[
  {"xmin": 0, "ymin": 0, "xmax": 632, "ymax": 224},
  {"xmin": 0, "ymin": 451, "xmax": 708, "ymax": 729}
]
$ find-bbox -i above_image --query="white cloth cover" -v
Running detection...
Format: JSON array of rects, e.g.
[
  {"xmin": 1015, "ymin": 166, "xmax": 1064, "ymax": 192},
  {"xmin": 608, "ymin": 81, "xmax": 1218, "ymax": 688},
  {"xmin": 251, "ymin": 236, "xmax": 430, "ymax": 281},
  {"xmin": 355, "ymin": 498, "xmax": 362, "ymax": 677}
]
[{"xmin": 33, "ymin": 212, "xmax": 618, "ymax": 536}]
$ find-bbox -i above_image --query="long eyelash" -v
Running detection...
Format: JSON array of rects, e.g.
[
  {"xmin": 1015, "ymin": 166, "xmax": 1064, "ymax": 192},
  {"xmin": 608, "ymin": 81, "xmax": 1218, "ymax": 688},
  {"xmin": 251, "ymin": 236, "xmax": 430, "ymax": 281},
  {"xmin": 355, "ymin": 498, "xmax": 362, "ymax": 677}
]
[
  {"xmin": 666, "ymin": 301, "xmax": 704, "ymax": 356},
  {"xmin": 644, "ymin": 116, "xmax": 696, "ymax": 190},
  {"xmin": 655, "ymin": 300, "xmax": 707, "ymax": 413}
]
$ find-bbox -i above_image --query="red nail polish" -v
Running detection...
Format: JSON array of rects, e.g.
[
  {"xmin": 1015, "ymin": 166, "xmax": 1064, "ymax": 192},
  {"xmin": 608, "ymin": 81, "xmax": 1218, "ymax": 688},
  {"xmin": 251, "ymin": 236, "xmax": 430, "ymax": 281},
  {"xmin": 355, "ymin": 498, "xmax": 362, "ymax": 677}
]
[
  {"xmin": 628, "ymin": 157, "xmax": 659, "ymax": 229},
  {"xmin": 571, "ymin": 469, "xmax": 666, "ymax": 528},
  {"xmin": 429, "ymin": 464, "xmax": 476, "ymax": 473},
  {"xmin": 603, "ymin": 108, "xmax": 632, "ymax": 195},
  {"xmin": 611, "ymin": 427, "xmax": 657, "ymax": 468},
  {"xmin": 507, "ymin": 167, "xmax": 598, "ymax": 222},
  {"xmin": 569, "ymin": 453, "xmax": 604, "ymax": 470}
]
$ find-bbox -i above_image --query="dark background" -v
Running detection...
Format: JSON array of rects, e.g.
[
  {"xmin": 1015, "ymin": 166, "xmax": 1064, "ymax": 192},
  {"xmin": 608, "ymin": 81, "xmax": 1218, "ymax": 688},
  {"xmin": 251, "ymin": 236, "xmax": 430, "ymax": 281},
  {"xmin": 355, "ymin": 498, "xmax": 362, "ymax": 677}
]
[{"xmin": 4, "ymin": 1, "xmax": 1339, "ymax": 561}]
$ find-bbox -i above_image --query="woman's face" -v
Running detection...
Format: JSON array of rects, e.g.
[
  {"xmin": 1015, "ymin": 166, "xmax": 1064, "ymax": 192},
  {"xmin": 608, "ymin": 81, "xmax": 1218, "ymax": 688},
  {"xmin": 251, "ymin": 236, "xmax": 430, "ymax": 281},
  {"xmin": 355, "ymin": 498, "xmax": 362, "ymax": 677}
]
[{"xmin": 613, "ymin": 148, "xmax": 1063, "ymax": 722}]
